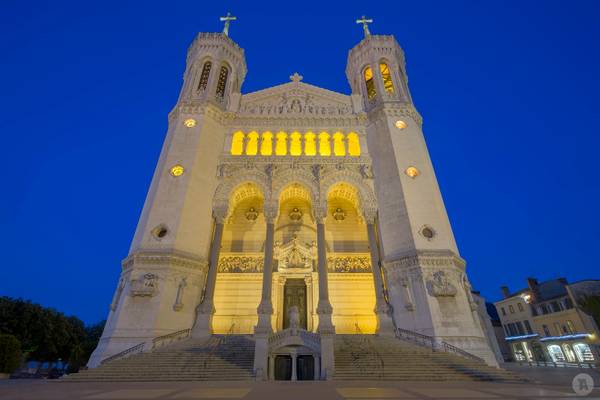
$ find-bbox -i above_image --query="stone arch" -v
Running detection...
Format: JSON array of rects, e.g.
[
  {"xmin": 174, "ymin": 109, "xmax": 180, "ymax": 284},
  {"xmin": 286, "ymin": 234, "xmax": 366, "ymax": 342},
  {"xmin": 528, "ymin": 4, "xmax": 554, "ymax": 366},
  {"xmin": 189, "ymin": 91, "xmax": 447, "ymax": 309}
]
[
  {"xmin": 320, "ymin": 169, "xmax": 377, "ymax": 221},
  {"xmin": 272, "ymin": 168, "xmax": 319, "ymax": 207},
  {"xmin": 212, "ymin": 170, "xmax": 270, "ymax": 215}
]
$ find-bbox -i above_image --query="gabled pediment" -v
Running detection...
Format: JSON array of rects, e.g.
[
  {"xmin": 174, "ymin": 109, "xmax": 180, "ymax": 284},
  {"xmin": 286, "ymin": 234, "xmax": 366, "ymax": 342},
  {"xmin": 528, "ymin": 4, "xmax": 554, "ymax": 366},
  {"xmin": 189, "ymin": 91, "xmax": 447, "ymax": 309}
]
[{"xmin": 239, "ymin": 80, "xmax": 354, "ymax": 117}]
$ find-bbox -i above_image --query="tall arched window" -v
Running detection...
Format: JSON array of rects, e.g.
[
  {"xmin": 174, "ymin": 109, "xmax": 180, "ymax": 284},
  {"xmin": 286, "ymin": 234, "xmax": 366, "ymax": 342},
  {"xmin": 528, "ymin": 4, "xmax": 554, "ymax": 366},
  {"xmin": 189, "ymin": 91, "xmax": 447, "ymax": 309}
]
[
  {"xmin": 231, "ymin": 131, "xmax": 244, "ymax": 155},
  {"xmin": 245, "ymin": 132, "xmax": 258, "ymax": 155},
  {"xmin": 197, "ymin": 61, "xmax": 211, "ymax": 91},
  {"xmin": 304, "ymin": 132, "xmax": 316, "ymax": 156},
  {"xmin": 379, "ymin": 62, "xmax": 394, "ymax": 93},
  {"xmin": 216, "ymin": 65, "xmax": 229, "ymax": 98},
  {"xmin": 275, "ymin": 132, "xmax": 288, "ymax": 155},
  {"xmin": 364, "ymin": 66, "xmax": 376, "ymax": 100},
  {"xmin": 289, "ymin": 132, "xmax": 302, "ymax": 156},
  {"xmin": 260, "ymin": 132, "xmax": 273, "ymax": 155},
  {"xmin": 318, "ymin": 132, "xmax": 331, "ymax": 156},
  {"xmin": 347, "ymin": 132, "xmax": 361, "ymax": 156},
  {"xmin": 333, "ymin": 132, "xmax": 346, "ymax": 156}
]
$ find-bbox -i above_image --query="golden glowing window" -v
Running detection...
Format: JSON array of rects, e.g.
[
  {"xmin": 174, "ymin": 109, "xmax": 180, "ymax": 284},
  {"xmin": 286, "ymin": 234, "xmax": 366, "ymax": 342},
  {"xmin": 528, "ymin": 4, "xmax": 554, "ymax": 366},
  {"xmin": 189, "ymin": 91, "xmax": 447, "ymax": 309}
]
[
  {"xmin": 380, "ymin": 62, "xmax": 395, "ymax": 93},
  {"xmin": 405, "ymin": 166, "xmax": 420, "ymax": 178},
  {"xmin": 183, "ymin": 118, "xmax": 196, "ymax": 128},
  {"xmin": 318, "ymin": 132, "xmax": 331, "ymax": 156},
  {"xmin": 364, "ymin": 66, "xmax": 376, "ymax": 100},
  {"xmin": 216, "ymin": 65, "xmax": 229, "ymax": 98},
  {"xmin": 290, "ymin": 132, "xmax": 302, "ymax": 156},
  {"xmin": 245, "ymin": 132, "xmax": 258, "ymax": 155},
  {"xmin": 170, "ymin": 164, "xmax": 184, "ymax": 177},
  {"xmin": 333, "ymin": 132, "xmax": 346, "ymax": 156},
  {"xmin": 347, "ymin": 132, "xmax": 360, "ymax": 156},
  {"xmin": 260, "ymin": 132, "xmax": 273, "ymax": 155},
  {"xmin": 395, "ymin": 120, "xmax": 407, "ymax": 130},
  {"xmin": 231, "ymin": 131, "xmax": 244, "ymax": 155},
  {"xmin": 275, "ymin": 132, "xmax": 288, "ymax": 155},
  {"xmin": 304, "ymin": 132, "xmax": 316, "ymax": 156},
  {"xmin": 197, "ymin": 61, "xmax": 211, "ymax": 91}
]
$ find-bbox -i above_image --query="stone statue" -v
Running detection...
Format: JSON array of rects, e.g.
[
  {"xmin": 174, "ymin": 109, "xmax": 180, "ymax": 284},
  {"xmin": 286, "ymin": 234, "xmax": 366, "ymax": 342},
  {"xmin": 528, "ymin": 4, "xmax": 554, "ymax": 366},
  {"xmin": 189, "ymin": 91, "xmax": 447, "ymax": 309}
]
[{"xmin": 288, "ymin": 305, "xmax": 300, "ymax": 331}]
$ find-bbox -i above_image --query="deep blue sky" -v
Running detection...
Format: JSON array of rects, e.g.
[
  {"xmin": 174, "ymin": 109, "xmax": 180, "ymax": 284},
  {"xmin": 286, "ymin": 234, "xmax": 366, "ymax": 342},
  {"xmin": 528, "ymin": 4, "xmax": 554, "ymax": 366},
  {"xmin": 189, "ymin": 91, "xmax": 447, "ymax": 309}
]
[{"xmin": 1, "ymin": 1, "xmax": 599, "ymax": 324}]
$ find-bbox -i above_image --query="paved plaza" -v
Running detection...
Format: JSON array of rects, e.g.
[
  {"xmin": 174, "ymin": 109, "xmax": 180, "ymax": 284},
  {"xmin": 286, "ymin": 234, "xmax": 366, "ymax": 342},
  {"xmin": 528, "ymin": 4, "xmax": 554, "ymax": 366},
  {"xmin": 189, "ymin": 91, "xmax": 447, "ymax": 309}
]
[{"xmin": 1, "ymin": 377, "xmax": 600, "ymax": 400}]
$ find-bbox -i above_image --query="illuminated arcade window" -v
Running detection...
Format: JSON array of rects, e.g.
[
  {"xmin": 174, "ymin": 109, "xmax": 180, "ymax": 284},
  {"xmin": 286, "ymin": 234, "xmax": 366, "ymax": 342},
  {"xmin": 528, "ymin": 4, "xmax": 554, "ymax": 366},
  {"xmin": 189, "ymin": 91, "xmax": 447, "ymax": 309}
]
[{"xmin": 380, "ymin": 62, "xmax": 395, "ymax": 93}]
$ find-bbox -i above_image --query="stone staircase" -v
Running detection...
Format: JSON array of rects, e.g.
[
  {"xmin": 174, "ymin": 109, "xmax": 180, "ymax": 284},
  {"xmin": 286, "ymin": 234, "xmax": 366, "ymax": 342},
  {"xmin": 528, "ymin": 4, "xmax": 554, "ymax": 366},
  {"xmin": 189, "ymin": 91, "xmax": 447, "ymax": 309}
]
[
  {"xmin": 63, "ymin": 335, "xmax": 255, "ymax": 382},
  {"xmin": 334, "ymin": 335, "xmax": 524, "ymax": 382}
]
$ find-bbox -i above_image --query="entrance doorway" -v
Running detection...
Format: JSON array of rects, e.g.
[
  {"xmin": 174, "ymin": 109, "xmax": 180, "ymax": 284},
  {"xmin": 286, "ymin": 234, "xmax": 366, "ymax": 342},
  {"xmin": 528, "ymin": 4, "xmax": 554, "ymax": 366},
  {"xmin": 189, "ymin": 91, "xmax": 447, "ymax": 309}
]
[
  {"xmin": 274, "ymin": 355, "xmax": 292, "ymax": 380},
  {"xmin": 297, "ymin": 355, "xmax": 315, "ymax": 380},
  {"xmin": 283, "ymin": 279, "xmax": 307, "ymax": 329}
]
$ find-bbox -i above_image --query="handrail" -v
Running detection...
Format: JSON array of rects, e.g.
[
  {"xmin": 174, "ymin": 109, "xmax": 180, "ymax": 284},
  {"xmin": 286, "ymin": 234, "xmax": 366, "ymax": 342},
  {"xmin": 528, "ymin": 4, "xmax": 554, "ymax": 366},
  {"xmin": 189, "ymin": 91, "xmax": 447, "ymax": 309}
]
[
  {"xmin": 152, "ymin": 328, "xmax": 190, "ymax": 350},
  {"xmin": 395, "ymin": 327, "xmax": 484, "ymax": 363},
  {"xmin": 516, "ymin": 360, "xmax": 597, "ymax": 369},
  {"xmin": 100, "ymin": 342, "xmax": 145, "ymax": 365}
]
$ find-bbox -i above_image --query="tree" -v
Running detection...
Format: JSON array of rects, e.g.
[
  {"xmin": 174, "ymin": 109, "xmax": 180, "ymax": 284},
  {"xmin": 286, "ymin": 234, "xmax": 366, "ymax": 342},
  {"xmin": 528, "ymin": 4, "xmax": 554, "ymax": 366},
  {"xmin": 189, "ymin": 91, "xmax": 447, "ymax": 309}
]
[
  {"xmin": 0, "ymin": 334, "xmax": 22, "ymax": 374},
  {"xmin": 0, "ymin": 297, "xmax": 105, "ymax": 372}
]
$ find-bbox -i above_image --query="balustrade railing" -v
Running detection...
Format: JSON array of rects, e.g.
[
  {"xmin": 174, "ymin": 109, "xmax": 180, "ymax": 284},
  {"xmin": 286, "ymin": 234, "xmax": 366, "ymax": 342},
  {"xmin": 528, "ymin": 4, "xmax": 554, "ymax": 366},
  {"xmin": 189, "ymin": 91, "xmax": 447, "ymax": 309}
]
[
  {"xmin": 151, "ymin": 328, "xmax": 191, "ymax": 350},
  {"xmin": 100, "ymin": 342, "xmax": 145, "ymax": 365},
  {"xmin": 100, "ymin": 328, "xmax": 192, "ymax": 365},
  {"xmin": 395, "ymin": 327, "xmax": 484, "ymax": 363},
  {"xmin": 516, "ymin": 360, "xmax": 597, "ymax": 369}
]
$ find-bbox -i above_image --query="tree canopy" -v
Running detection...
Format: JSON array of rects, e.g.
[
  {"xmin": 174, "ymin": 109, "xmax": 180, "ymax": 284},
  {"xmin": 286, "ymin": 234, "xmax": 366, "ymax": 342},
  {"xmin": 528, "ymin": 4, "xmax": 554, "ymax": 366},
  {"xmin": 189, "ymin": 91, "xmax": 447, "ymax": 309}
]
[{"xmin": 0, "ymin": 297, "xmax": 104, "ymax": 371}]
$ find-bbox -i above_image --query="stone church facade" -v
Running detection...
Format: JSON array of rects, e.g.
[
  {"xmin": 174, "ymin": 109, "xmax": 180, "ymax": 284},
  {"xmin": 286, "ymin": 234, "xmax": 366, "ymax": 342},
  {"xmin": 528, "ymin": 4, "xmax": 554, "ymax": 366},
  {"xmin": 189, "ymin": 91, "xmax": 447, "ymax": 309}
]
[{"xmin": 88, "ymin": 27, "xmax": 497, "ymax": 378}]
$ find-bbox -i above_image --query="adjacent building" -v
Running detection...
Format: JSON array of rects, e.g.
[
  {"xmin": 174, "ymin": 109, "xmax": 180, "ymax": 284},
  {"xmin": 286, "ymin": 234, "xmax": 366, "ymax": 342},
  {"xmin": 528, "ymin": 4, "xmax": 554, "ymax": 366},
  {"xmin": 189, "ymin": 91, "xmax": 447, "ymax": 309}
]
[{"xmin": 495, "ymin": 277, "xmax": 600, "ymax": 364}]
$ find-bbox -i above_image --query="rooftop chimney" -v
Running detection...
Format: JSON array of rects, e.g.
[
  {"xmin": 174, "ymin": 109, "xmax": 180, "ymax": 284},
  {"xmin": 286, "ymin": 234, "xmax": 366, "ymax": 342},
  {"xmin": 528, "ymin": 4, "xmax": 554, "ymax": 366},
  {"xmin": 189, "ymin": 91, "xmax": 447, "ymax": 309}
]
[
  {"xmin": 527, "ymin": 277, "xmax": 539, "ymax": 302},
  {"xmin": 501, "ymin": 286, "xmax": 510, "ymax": 299}
]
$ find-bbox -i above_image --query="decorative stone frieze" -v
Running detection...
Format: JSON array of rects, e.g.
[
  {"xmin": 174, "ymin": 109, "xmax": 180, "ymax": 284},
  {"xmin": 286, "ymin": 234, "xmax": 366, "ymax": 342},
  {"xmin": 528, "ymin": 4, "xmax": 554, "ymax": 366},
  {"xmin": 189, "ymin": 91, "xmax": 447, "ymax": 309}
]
[
  {"xmin": 130, "ymin": 273, "xmax": 159, "ymax": 297},
  {"xmin": 327, "ymin": 255, "xmax": 371, "ymax": 273},
  {"xmin": 121, "ymin": 252, "xmax": 208, "ymax": 272},
  {"xmin": 427, "ymin": 270, "xmax": 457, "ymax": 297},
  {"xmin": 218, "ymin": 255, "xmax": 264, "ymax": 273}
]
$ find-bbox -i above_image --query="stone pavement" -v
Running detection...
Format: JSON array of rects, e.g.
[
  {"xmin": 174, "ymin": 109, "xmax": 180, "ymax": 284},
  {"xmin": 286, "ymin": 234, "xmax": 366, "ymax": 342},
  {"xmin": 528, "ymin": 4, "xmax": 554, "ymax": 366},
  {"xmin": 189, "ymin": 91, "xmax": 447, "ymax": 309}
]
[{"xmin": 1, "ymin": 378, "xmax": 599, "ymax": 400}]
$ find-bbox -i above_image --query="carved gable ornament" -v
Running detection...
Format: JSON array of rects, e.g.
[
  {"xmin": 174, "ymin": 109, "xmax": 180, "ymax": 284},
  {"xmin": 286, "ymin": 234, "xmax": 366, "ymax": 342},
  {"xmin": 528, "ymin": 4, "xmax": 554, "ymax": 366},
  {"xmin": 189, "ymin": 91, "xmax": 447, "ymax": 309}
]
[
  {"xmin": 427, "ymin": 270, "xmax": 457, "ymax": 297},
  {"xmin": 239, "ymin": 82, "xmax": 353, "ymax": 117},
  {"xmin": 275, "ymin": 236, "xmax": 316, "ymax": 271},
  {"xmin": 130, "ymin": 273, "xmax": 159, "ymax": 297}
]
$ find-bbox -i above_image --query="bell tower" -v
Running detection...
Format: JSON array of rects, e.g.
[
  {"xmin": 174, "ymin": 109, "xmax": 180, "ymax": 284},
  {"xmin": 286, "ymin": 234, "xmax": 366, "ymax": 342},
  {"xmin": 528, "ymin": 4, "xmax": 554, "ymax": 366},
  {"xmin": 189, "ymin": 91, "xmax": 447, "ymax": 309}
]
[
  {"xmin": 346, "ymin": 26, "xmax": 497, "ymax": 364},
  {"xmin": 88, "ymin": 28, "xmax": 246, "ymax": 367}
]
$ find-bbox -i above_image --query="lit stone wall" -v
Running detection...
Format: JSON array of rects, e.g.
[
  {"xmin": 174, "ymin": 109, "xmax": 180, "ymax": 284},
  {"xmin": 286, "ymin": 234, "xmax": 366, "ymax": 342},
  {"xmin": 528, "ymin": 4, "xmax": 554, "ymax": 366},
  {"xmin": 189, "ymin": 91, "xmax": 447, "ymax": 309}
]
[
  {"xmin": 329, "ymin": 273, "xmax": 377, "ymax": 333},
  {"xmin": 212, "ymin": 271, "xmax": 377, "ymax": 334}
]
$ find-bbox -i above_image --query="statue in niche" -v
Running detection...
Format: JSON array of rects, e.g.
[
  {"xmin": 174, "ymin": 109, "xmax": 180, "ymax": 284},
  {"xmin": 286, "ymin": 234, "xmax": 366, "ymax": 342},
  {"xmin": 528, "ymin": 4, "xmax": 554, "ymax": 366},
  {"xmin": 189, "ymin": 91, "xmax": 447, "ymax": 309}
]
[
  {"xmin": 288, "ymin": 305, "xmax": 300, "ymax": 332},
  {"xmin": 290, "ymin": 98, "xmax": 302, "ymax": 113}
]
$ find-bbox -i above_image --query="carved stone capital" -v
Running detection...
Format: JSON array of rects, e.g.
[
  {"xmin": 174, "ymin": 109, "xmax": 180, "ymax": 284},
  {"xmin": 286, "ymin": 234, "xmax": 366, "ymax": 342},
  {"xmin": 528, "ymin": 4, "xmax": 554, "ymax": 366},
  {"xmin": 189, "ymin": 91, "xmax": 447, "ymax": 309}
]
[
  {"xmin": 363, "ymin": 208, "xmax": 378, "ymax": 224},
  {"xmin": 263, "ymin": 203, "xmax": 278, "ymax": 223},
  {"xmin": 257, "ymin": 301, "xmax": 274, "ymax": 315},
  {"xmin": 212, "ymin": 205, "xmax": 229, "ymax": 223},
  {"xmin": 313, "ymin": 206, "xmax": 328, "ymax": 223}
]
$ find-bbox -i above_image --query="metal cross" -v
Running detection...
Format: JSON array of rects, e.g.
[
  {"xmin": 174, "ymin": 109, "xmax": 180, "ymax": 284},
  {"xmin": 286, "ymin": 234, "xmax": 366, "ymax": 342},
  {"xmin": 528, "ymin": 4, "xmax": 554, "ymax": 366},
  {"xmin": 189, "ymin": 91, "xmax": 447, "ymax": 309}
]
[
  {"xmin": 220, "ymin": 12, "xmax": 237, "ymax": 37},
  {"xmin": 356, "ymin": 15, "xmax": 373, "ymax": 38}
]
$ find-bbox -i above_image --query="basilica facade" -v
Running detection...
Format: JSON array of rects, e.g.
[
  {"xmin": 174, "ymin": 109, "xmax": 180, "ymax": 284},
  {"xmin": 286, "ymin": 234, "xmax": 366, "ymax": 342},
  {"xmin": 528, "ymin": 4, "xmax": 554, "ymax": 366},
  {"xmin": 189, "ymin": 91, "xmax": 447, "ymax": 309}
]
[{"xmin": 88, "ymin": 24, "xmax": 497, "ymax": 378}]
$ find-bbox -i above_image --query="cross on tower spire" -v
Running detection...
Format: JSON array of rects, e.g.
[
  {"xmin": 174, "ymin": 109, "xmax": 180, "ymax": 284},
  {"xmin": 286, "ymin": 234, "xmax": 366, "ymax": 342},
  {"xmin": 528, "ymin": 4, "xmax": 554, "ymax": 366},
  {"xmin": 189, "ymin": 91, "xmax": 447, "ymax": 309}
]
[
  {"xmin": 356, "ymin": 15, "xmax": 373, "ymax": 38},
  {"xmin": 220, "ymin": 12, "xmax": 237, "ymax": 37}
]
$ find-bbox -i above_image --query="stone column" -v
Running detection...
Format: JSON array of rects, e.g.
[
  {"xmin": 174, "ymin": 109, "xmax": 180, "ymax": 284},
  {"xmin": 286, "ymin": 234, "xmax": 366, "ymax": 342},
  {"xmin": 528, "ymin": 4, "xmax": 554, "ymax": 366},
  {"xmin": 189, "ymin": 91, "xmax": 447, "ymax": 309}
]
[
  {"xmin": 291, "ymin": 353, "xmax": 297, "ymax": 381},
  {"xmin": 365, "ymin": 213, "xmax": 395, "ymax": 335},
  {"xmin": 315, "ymin": 206, "xmax": 335, "ymax": 380},
  {"xmin": 253, "ymin": 205, "xmax": 277, "ymax": 379},
  {"xmin": 192, "ymin": 208, "xmax": 226, "ymax": 338}
]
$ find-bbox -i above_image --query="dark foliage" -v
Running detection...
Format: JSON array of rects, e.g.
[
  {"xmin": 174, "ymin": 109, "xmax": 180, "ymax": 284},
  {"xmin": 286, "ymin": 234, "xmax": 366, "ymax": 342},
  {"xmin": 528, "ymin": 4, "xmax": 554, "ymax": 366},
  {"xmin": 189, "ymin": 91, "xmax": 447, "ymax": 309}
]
[
  {"xmin": 0, "ymin": 297, "xmax": 104, "ymax": 372},
  {"xmin": 0, "ymin": 334, "xmax": 22, "ymax": 373}
]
